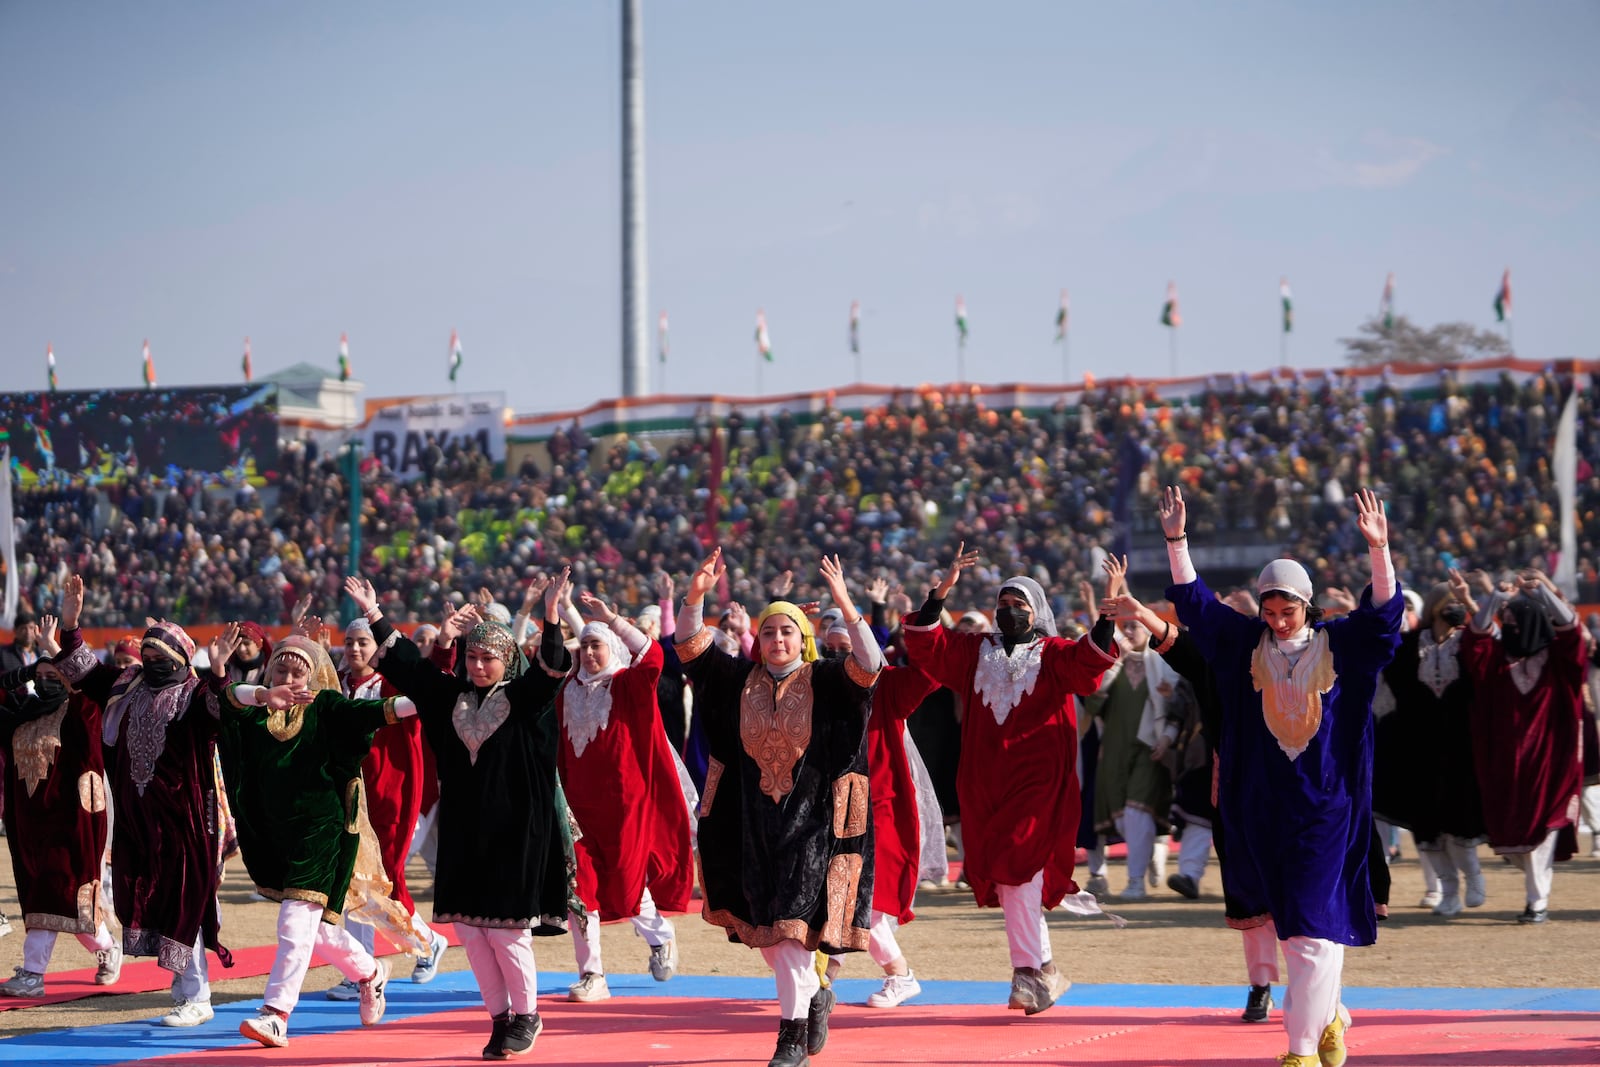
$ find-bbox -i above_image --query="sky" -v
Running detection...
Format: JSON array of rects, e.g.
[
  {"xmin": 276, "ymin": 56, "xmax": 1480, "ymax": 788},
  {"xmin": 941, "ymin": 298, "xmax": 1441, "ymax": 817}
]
[{"xmin": 3, "ymin": 1, "xmax": 1598, "ymax": 415}]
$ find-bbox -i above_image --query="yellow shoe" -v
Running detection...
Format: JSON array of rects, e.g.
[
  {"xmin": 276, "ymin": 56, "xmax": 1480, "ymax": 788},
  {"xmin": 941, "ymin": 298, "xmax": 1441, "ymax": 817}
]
[
  {"xmin": 1277, "ymin": 1054, "xmax": 1319, "ymax": 1067},
  {"xmin": 1318, "ymin": 1003, "xmax": 1352, "ymax": 1067}
]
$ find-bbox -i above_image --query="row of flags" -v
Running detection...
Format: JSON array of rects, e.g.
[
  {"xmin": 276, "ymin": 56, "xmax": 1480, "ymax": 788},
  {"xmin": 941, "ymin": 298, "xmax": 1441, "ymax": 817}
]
[{"xmin": 32, "ymin": 269, "xmax": 1521, "ymax": 391}]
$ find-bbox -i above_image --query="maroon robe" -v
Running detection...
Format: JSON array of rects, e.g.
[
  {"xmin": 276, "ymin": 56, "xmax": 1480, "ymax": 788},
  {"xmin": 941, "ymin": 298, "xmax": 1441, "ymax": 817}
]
[
  {"xmin": 56, "ymin": 628, "xmax": 232, "ymax": 974},
  {"xmin": 867, "ymin": 664, "xmax": 939, "ymax": 923},
  {"xmin": 1462, "ymin": 625, "xmax": 1585, "ymax": 857}
]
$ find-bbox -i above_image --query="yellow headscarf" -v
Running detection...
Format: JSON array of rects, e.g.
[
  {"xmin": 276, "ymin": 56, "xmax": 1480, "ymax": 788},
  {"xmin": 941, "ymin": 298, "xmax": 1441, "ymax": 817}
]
[{"xmin": 754, "ymin": 602, "xmax": 818, "ymax": 664}]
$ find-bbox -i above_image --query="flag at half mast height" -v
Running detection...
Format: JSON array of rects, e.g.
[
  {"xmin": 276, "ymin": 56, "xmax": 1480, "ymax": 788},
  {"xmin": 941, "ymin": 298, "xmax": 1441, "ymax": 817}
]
[
  {"xmin": 956, "ymin": 296, "xmax": 969, "ymax": 343},
  {"xmin": 658, "ymin": 311, "xmax": 669, "ymax": 363},
  {"xmin": 849, "ymin": 300, "xmax": 861, "ymax": 354}
]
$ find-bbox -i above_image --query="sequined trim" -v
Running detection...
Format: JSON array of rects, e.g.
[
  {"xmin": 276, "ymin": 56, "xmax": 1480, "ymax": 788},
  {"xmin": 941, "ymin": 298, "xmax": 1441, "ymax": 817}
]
[
  {"xmin": 562, "ymin": 675, "xmax": 613, "ymax": 759},
  {"xmin": 11, "ymin": 706, "xmax": 66, "ymax": 797},
  {"xmin": 832, "ymin": 772, "xmax": 870, "ymax": 838},
  {"xmin": 125, "ymin": 928, "xmax": 194, "ymax": 974},
  {"xmin": 675, "ymin": 627, "xmax": 714, "ymax": 663},
  {"xmin": 1509, "ymin": 648, "xmax": 1549, "ymax": 696},
  {"xmin": 436, "ymin": 911, "xmax": 567, "ymax": 931},
  {"xmin": 973, "ymin": 638, "xmax": 1044, "ymax": 725},
  {"xmin": 266, "ymin": 706, "xmax": 307, "ymax": 742},
  {"xmin": 820, "ymin": 852, "xmax": 866, "ymax": 948},
  {"xmin": 740, "ymin": 665, "xmax": 813, "ymax": 803},
  {"xmin": 453, "ymin": 687, "xmax": 511, "ymax": 765},
  {"xmin": 699, "ymin": 757, "xmax": 724, "ymax": 818}
]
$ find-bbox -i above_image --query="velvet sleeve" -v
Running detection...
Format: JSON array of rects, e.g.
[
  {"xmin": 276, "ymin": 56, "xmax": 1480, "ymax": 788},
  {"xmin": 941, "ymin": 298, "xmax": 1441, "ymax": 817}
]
[
  {"xmin": 874, "ymin": 664, "xmax": 939, "ymax": 722},
  {"xmin": 899, "ymin": 617, "xmax": 981, "ymax": 692},
  {"xmin": 1040, "ymin": 632, "xmax": 1120, "ymax": 698},
  {"xmin": 1166, "ymin": 576, "xmax": 1263, "ymax": 666},
  {"xmin": 1549, "ymin": 624, "xmax": 1588, "ymax": 691},
  {"xmin": 674, "ymin": 627, "xmax": 754, "ymax": 748},
  {"xmin": 1158, "ymin": 628, "xmax": 1208, "ymax": 689},
  {"xmin": 613, "ymin": 640, "xmax": 665, "ymax": 724},
  {"xmin": 1458, "ymin": 626, "xmax": 1503, "ymax": 686},
  {"xmin": 1324, "ymin": 582, "xmax": 1404, "ymax": 676},
  {"xmin": 52, "ymin": 627, "xmax": 123, "ymax": 708},
  {"xmin": 370, "ymin": 618, "xmax": 464, "ymax": 716},
  {"xmin": 314, "ymin": 688, "xmax": 399, "ymax": 742}
]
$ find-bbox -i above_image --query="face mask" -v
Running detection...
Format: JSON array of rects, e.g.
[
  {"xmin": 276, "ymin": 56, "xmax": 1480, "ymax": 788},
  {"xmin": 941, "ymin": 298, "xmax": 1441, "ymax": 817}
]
[
  {"xmin": 994, "ymin": 605, "xmax": 1034, "ymax": 640},
  {"xmin": 1437, "ymin": 603, "xmax": 1468, "ymax": 627},
  {"xmin": 143, "ymin": 659, "xmax": 189, "ymax": 689},
  {"xmin": 821, "ymin": 648, "xmax": 849, "ymax": 662},
  {"xmin": 32, "ymin": 675, "xmax": 68, "ymax": 706}
]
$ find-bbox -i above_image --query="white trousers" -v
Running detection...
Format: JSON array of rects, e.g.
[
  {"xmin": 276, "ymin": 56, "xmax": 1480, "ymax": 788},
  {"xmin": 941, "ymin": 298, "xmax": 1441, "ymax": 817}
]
[
  {"xmin": 997, "ymin": 870, "xmax": 1053, "ymax": 970},
  {"xmin": 457, "ymin": 923, "xmax": 539, "ymax": 1018},
  {"xmin": 1114, "ymin": 809, "xmax": 1158, "ymax": 888},
  {"xmin": 1085, "ymin": 840, "xmax": 1107, "ymax": 878},
  {"xmin": 1506, "ymin": 830, "xmax": 1558, "ymax": 910},
  {"xmin": 1432, "ymin": 835, "xmax": 1484, "ymax": 896},
  {"xmin": 172, "ymin": 930, "xmax": 211, "ymax": 1004},
  {"xmin": 569, "ymin": 889, "xmax": 675, "ymax": 975},
  {"xmin": 262, "ymin": 899, "xmax": 377, "ymax": 1014},
  {"xmin": 1281, "ymin": 937, "xmax": 1344, "ymax": 1056},
  {"xmin": 867, "ymin": 910, "xmax": 905, "ymax": 969},
  {"xmin": 1416, "ymin": 845, "xmax": 1442, "ymax": 894},
  {"xmin": 22, "ymin": 923, "xmax": 115, "ymax": 973},
  {"xmin": 759, "ymin": 939, "xmax": 820, "ymax": 1020},
  {"xmin": 1177, "ymin": 822, "xmax": 1213, "ymax": 882},
  {"xmin": 1241, "ymin": 920, "xmax": 1281, "ymax": 987},
  {"xmin": 1580, "ymin": 783, "xmax": 1600, "ymax": 849}
]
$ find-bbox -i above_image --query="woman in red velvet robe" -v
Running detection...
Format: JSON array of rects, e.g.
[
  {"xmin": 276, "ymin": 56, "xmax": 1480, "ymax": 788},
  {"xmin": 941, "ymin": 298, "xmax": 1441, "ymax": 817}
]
[{"xmin": 557, "ymin": 592, "xmax": 693, "ymax": 1004}]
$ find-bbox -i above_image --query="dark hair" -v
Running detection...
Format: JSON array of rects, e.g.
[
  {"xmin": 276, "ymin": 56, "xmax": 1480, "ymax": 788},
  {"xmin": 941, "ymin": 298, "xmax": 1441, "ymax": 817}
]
[{"xmin": 1258, "ymin": 590, "xmax": 1324, "ymax": 625}]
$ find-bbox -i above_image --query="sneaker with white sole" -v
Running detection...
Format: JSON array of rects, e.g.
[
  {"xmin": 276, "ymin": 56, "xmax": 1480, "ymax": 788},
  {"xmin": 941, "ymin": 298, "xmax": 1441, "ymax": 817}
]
[
  {"xmin": 240, "ymin": 1010, "xmax": 289, "ymax": 1048},
  {"xmin": 1418, "ymin": 890, "xmax": 1442, "ymax": 909},
  {"xmin": 567, "ymin": 971, "xmax": 610, "ymax": 1002},
  {"xmin": 1464, "ymin": 872, "xmax": 1487, "ymax": 908},
  {"xmin": 0, "ymin": 914, "xmax": 11, "ymax": 938},
  {"xmin": 326, "ymin": 976, "xmax": 361, "ymax": 1000},
  {"xmin": 648, "ymin": 939, "xmax": 678, "ymax": 981},
  {"xmin": 412, "ymin": 930, "xmax": 448, "ymax": 984},
  {"xmin": 95, "ymin": 943, "xmax": 123, "ymax": 986},
  {"xmin": 866, "ymin": 971, "xmax": 922, "ymax": 1008},
  {"xmin": 358, "ymin": 959, "xmax": 389, "ymax": 1026},
  {"xmin": 158, "ymin": 1000, "xmax": 215, "ymax": 1027},
  {"xmin": 502, "ymin": 1011, "xmax": 543, "ymax": 1056},
  {"xmin": 0, "ymin": 968, "xmax": 44, "ymax": 998}
]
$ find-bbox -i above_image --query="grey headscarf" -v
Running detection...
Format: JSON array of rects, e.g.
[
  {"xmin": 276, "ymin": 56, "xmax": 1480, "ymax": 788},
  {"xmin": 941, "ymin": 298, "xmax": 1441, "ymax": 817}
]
[{"xmin": 998, "ymin": 575, "xmax": 1057, "ymax": 638}]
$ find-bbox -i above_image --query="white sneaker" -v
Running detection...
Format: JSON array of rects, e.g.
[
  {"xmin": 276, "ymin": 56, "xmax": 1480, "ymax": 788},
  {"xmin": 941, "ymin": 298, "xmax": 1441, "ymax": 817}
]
[
  {"xmin": 358, "ymin": 959, "xmax": 389, "ymax": 1026},
  {"xmin": 648, "ymin": 939, "xmax": 678, "ymax": 981},
  {"xmin": 1418, "ymin": 890, "xmax": 1442, "ymax": 909},
  {"xmin": 866, "ymin": 971, "xmax": 922, "ymax": 1008},
  {"xmin": 0, "ymin": 968, "xmax": 45, "ymax": 998},
  {"xmin": 1432, "ymin": 892, "xmax": 1463, "ymax": 917},
  {"xmin": 158, "ymin": 1000, "xmax": 215, "ymax": 1027},
  {"xmin": 240, "ymin": 1010, "xmax": 289, "ymax": 1048},
  {"xmin": 0, "ymin": 914, "xmax": 11, "ymax": 939},
  {"xmin": 412, "ymin": 930, "xmax": 447, "ymax": 984},
  {"xmin": 568, "ymin": 971, "xmax": 611, "ymax": 1002},
  {"xmin": 326, "ymin": 976, "xmax": 361, "ymax": 1000},
  {"xmin": 95, "ymin": 943, "xmax": 123, "ymax": 986},
  {"xmin": 1464, "ymin": 873, "xmax": 1487, "ymax": 908}
]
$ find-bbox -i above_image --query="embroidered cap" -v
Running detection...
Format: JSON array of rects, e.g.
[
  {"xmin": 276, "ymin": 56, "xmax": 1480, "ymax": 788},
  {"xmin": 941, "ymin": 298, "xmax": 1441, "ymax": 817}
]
[{"xmin": 1255, "ymin": 559, "xmax": 1314, "ymax": 605}]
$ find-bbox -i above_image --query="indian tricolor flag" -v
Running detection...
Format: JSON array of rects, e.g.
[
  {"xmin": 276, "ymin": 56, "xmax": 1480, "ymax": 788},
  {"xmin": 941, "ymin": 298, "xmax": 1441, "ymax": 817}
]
[
  {"xmin": 449, "ymin": 329, "xmax": 463, "ymax": 382},
  {"xmin": 1055, "ymin": 289, "xmax": 1069, "ymax": 341},
  {"xmin": 755, "ymin": 310, "xmax": 772, "ymax": 362},
  {"xmin": 849, "ymin": 300, "xmax": 860, "ymax": 354},
  {"xmin": 657, "ymin": 311, "xmax": 669, "ymax": 363},
  {"xmin": 1280, "ymin": 278, "xmax": 1293, "ymax": 334},
  {"xmin": 142, "ymin": 339, "xmax": 156, "ymax": 389},
  {"xmin": 47, "ymin": 344, "xmax": 57, "ymax": 392},
  {"xmin": 1494, "ymin": 268, "xmax": 1512, "ymax": 322},
  {"xmin": 243, "ymin": 337, "xmax": 253, "ymax": 382},
  {"xmin": 955, "ymin": 296, "xmax": 968, "ymax": 343},
  {"xmin": 1380, "ymin": 273, "xmax": 1396, "ymax": 330},
  {"xmin": 1161, "ymin": 283, "xmax": 1180, "ymax": 328},
  {"xmin": 338, "ymin": 332, "xmax": 352, "ymax": 381}
]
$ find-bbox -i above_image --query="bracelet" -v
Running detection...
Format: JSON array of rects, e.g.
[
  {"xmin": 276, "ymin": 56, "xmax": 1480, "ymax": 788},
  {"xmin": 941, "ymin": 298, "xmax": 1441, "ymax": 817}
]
[
  {"xmin": 843, "ymin": 614, "xmax": 862, "ymax": 627},
  {"xmin": 1369, "ymin": 541, "xmax": 1387, "ymax": 549},
  {"xmin": 364, "ymin": 605, "xmax": 382, "ymax": 621},
  {"xmin": 1165, "ymin": 534, "xmax": 1188, "ymax": 543}
]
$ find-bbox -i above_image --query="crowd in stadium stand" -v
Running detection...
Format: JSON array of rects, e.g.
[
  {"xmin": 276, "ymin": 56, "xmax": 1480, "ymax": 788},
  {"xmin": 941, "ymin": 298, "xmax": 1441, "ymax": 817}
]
[{"xmin": 7, "ymin": 365, "xmax": 1599, "ymax": 630}]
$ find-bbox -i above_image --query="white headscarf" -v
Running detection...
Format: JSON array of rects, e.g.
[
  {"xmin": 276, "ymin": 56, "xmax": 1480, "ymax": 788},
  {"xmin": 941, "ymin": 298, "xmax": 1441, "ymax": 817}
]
[
  {"xmin": 564, "ymin": 621, "xmax": 632, "ymax": 758},
  {"xmin": 998, "ymin": 575, "xmax": 1057, "ymax": 638}
]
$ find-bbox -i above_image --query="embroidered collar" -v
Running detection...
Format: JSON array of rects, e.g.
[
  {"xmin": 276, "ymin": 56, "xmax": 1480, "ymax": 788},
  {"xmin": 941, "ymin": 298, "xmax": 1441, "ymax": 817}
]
[
  {"xmin": 973, "ymin": 636, "xmax": 1044, "ymax": 726},
  {"xmin": 1417, "ymin": 628, "xmax": 1463, "ymax": 699}
]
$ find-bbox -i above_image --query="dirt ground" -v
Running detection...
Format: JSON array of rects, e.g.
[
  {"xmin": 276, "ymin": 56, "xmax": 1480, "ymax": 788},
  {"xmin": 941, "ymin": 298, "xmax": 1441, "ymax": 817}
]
[{"xmin": 1, "ymin": 832, "xmax": 1596, "ymax": 1037}]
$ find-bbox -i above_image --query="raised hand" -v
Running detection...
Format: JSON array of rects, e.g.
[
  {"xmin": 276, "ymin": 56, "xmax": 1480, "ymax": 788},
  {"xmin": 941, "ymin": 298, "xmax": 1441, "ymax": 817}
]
[
  {"xmin": 819, "ymin": 555, "xmax": 862, "ymax": 622},
  {"xmin": 1098, "ymin": 593, "xmax": 1147, "ymax": 623},
  {"xmin": 38, "ymin": 614, "xmax": 60, "ymax": 656},
  {"xmin": 296, "ymin": 613, "xmax": 325, "ymax": 640},
  {"xmin": 1222, "ymin": 589, "xmax": 1259, "ymax": 617},
  {"xmin": 652, "ymin": 571, "xmax": 674, "ymax": 601},
  {"xmin": 60, "ymin": 574, "xmax": 85, "ymax": 631},
  {"xmin": 290, "ymin": 593, "xmax": 314, "ymax": 626},
  {"xmin": 1158, "ymin": 486, "xmax": 1187, "ymax": 540},
  {"xmin": 262, "ymin": 683, "xmax": 316, "ymax": 710},
  {"xmin": 769, "ymin": 570, "xmax": 795, "ymax": 599},
  {"xmin": 441, "ymin": 603, "xmax": 481, "ymax": 644},
  {"xmin": 1446, "ymin": 567, "xmax": 1478, "ymax": 616},
  {"xmin": 1102, "ymin": 554, "xmax": 1130, "ymax": 599},
  {"xmin": 1323, "ymin": 586, "xmax": 1359, "ymax": 614},
  {"xmin": 724, "ymin": 602, "xmax": 750, "ymax": 635},
  {"xmin": 544, "ymin": 566, "xmax": 573, "ymax": 618},
  {"xmin": 933, "ymin": 542, "xmax": 981, "ymax": 600},
  {"xmin": 579, "ymin": 591, "xmax": 618, "ymax": 623},
  {"xmin": 343, "ymin": 576, "xmax": 379, "ymax": 617},
  {"xmin": 1078, "ymin": 578, "xmax": 1097, "ymax": 614},
  {"xmin": 1354, "ymin": 488, "xmax": 1387, "ymax": 548},
  {"xmin": 887, "ymin": 589, "xmax": 913, "ymax": 616},
  {"xmin": 209, "ymin": 622, "xmax": 242, "ymax": 677},
  {"xmin": 866, "ymin": 577, "xmax": 890, "ymax": 605},
  {"xmin": 520, "ymin": 576, "xmax": 549, "ymax": 614},
  {"xmin": 685, "ymin": 548, "xmax": 725, "ymax": 605}
]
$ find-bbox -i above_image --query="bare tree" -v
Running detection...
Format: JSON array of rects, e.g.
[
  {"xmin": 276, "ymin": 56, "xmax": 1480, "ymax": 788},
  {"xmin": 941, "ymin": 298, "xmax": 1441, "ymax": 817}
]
[{"xmin": 1340, "ymin": 315, "xmax": 1508, "ymax": 366}]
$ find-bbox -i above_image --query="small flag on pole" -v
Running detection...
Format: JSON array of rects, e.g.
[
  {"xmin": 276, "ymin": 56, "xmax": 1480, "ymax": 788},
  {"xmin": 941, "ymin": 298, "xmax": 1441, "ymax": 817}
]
[
  {"xmin": 956, "ymin": 296, "xmax": 968, "ymax": 343},
  {"xmin": 338, "ymin": 332, "xmax": 352, "ymax": 381},
  {"xmin": 657, "ymin": 311, "xmax": 669, "ymax": 363},
  {"xmin": 755, "ymin": 310, "xmax": 773, "ymax": 362},
  {"xmin": 1494, "ymin": 268, "xmax": 1512, "ymax": 322},
  {"xmin": 47, "ymin": 344, "xmax": 57, "ymax": 392},
  {"xmin": 849, "ymin": 300, "xmax": 861, "ymax": 354},
  {"xmin": 449, "ymin": 329, "xmax": 463, "ymax": 382},
  {"xmin": 142, "ymin": 339, "xmax": 156, "ymax": 389},
  {"xmin": 242, "ymin": 337, "xmax": 253, "ymax": 382},
  {"xmin": 1380, "ymin": 273, "xmax": 1395, "ymax": 330},
  {"xmin": 1280, "ymin": 278, "xmax": 1293, "ymax": 333},
  {"xmin": 1055, "ymin": 289, "xmax": 1069, "ymax": 341},
  {"xmin": 1161, "ymin": 283, "xmax": 1181, "ymax": 328}
]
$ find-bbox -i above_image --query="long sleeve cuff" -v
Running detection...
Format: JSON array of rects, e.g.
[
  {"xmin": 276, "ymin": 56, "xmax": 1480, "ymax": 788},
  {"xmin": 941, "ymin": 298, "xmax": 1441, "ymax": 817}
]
[
  {"xmin": 911, "ymin": 594, "xmax": 945, "ymax": 628},
  {"xmin": 658, "ymin": 594, "xmax": 677, "ymax": 639},
  {"xmin": 1089, "ymin": 615, "xmax": 1116, "ymax": 654},
  {"xmin": 1167, "ymin": 539, "xmax": 1197, "ymax": 585},
  {"xmin": 1528, "ymin": 582, "xmax": 1576, "ymax": 627},
  {"xmin": 610, "ymin": 614, "xmax": 650, "ymax": 657},
  {"xmin": 675, "ymin": 600, "xmax": 705, "ymax": 643},
  {"xmin": 1472, "ymin": 590, "xmax": 1508, "ymax": 633},
  {"xmin": 849, "ymin": 615, "xmax": 885, "ymax": 672},
  {"xmin": 392, "ymin": 696, "xmax": 417, "ymax": 719},
  {"xmin": 1369, "ymin": 543, "xmax": 1396, "ymax": 607},
  {"xmin": 511, "ymin": 612, "xmax": 534, "ymax": 646}
]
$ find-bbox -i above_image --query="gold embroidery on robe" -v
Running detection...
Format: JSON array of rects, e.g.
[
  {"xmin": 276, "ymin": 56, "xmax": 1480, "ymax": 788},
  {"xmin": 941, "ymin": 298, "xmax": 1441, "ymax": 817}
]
[
  {"xmin": 740, "ymin": 665, "xmax": 814, "ymax": 803},
  {"xmin": 13, "ymin": 707, "xmax": 67, "ymax": 798},
  {"xmin": 1250, "ymin": 629, "xmax": 1336, "ymax": 759},
  {"xmin": 820, "ymin": 852, "xmax": 865, "ymax": 948},
  {"xmin": 266, "ymin": 704, "xmax": 307, "ymax": 742},
  {"xmin": 832, "ymin": 772, "xmax": 870, "ymax": 837},
  {"xmin": 699, "ymin": 757, "xmax": 724, "ymax": 818},
  {"xmin": 78, "ymin": 770, "xmax": 107, "ymax": 813}
]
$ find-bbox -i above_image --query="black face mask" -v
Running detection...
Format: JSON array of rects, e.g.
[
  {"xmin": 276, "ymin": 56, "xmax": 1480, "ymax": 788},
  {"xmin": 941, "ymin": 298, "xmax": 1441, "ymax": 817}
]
[
  {"xmin": 1437, "ymin": 603, "xmax": 1468, "ymax": 627},
  {"xmin": 994, "ymin": 605, "xmax": 1034, "ymax": 641},
  {"xmin": 143, "ymin": 659, "xmax": 189, "ymax": 690},
  {"xmin": 32, "ymin": 675, "xmax": 68, "ymax": 708},
  {"xmin": 821, "ymin": 648, "xmax": 849, "ymax": 662}
]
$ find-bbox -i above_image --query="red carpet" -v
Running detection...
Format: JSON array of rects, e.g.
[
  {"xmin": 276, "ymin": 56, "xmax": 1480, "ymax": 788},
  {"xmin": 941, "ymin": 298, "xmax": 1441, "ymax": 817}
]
[{"xmin": 110, "ymin": 997, "xmax": 1600, "ymax": 1067}]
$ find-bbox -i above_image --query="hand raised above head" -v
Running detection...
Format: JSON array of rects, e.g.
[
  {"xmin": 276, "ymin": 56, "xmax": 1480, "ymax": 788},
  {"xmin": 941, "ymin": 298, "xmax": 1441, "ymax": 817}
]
[{"xmin": 1157, "ymin": 485, "xmax": 1187, "ymax": 539}]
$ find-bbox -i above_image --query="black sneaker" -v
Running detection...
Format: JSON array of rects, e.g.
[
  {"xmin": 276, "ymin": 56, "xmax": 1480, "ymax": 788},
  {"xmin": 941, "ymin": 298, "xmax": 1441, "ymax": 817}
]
[
  {"xmin": 482, "ymin": 1011, "xmax": 512, "ymax": 1059},
  {"xmin": 502, "ymin": 1012, "xmax": 542, "ymax": 1056},
  {"xmin": 1516, "ymin": 906, "xmax": 1549, "ymax": 924},
  {"xmin": 1166, "ymin": 873, "xmax": 1200, "ymax": 899},
  {"xmin": 1241, "ymin": 983, "xmax": 1273, "ymax": 1023},
  {"xmin": 768, "ymin": 1018, "xmax": 809, "ymax": 1067},
  {"xmin": 806, "ymin": 986, "xmax": 835, "ymax": 1055}
]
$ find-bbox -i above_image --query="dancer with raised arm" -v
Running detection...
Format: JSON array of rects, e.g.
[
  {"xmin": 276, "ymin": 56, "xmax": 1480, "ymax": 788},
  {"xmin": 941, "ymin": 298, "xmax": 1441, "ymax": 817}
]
[
  {"xmin": 347, "ymin": 571, "xmax": 574, "ymax": 1060},
  {"xmin": 1159, "ymin": 486, "xmax": 1401, "ymax": 1067},
  {"xmin": 560, "ymin": 590, "xmax": 693, "ymax": 1004},
  {"xmin": 900, "ymin": 543, "xmax": 1120, "ymax": 1017},
  {"xmin": 675, "ymin": 549, "xmax": 882, "ymax": 1067}
]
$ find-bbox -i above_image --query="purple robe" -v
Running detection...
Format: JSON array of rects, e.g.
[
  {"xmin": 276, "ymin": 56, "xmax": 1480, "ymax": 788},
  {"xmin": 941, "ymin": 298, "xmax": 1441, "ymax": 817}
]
[{"xmin": 1167, "ymin": 578, "xmax": 1402, "ymax": 946}]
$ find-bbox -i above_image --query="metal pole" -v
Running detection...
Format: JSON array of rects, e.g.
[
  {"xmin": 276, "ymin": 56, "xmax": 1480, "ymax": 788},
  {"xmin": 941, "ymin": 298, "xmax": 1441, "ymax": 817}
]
[
  {"xmin": 1169, "ymin": 330, "xmax": 1177, "ymax": 378},
  {"xmin": 620, "ymin": 0, "xmax": 649, "ymax": 397},
  {"xmin": 343, "ymin": 440, "xmax": 361, "ymax": 623}
]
